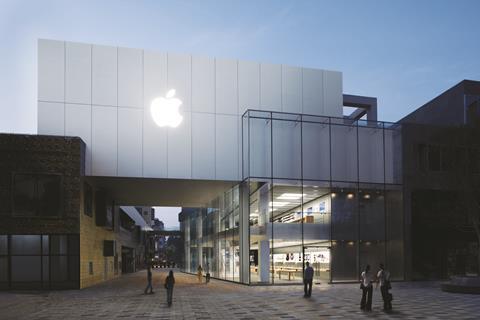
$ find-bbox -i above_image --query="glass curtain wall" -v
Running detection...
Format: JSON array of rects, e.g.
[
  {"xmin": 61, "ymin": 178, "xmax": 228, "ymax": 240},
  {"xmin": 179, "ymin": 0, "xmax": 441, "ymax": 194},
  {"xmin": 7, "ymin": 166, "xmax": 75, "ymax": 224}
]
[
  {"xmin": 242, "ymin": 110, "xmax": 404, "ymax": 284},
  {"xmin": 181, "ymin": 185, "xmax": 241, "ymax": 282}
]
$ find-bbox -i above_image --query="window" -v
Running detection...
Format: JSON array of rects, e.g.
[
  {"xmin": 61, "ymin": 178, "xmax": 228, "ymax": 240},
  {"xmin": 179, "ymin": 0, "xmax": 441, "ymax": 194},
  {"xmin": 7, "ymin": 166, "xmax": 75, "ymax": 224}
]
[
  {"xmin": 84, "ymin": 182, "xmax": 93, "ymax": 217},
  {"xmin": 13, "ymin": 174, "xmax": 61, "ymax": 217},
  {"xmin": 417, "ymin": 144, "xmax": 428, "ymax": 171},
  {"xmin": 428, "ymin": 145, "xmax": 441, "ymax": 171},
  {"xmin": 89, "ymin": 262, "xmax": 94, "ymax": 275}
]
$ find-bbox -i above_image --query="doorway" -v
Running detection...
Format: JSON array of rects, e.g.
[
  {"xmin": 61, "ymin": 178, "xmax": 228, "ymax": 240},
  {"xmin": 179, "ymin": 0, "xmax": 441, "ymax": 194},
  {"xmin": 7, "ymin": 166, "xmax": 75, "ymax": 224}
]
[{"xmin": 303, "ymin": 246, "xmax": 331, "ymax": 283}]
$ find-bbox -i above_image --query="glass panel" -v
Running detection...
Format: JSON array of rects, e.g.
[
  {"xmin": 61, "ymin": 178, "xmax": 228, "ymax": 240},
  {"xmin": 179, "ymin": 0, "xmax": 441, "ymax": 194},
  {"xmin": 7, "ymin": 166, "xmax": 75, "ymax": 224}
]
[
  {"xmin": 13, "ymin": 174, "xmax": 36, "ymax": 216},
  {"xmin": 386, "ymin": 186, "xmax": 404, "ymax": 280},
  {"xmin": 249, "ymin": 117, "xmax": 272, "ymax": 178},
  {"xmin": 50, "ymin": 235, "xmax": 68, "ymax": 255},
  {"xmin": 0, "ymin": 235, "xmax": 7, "ymax": 255},
  {"xmin": 303, "ymin": 181, "xmax": 331, "ymax": 283},
  {"xmin": 331, "ymin": 124, "xmax": 358, "ymax": 182},
  {"xmin": 249, "ymin": 179, "xmax": 273, "ymax": 284},
  {"xmin": 0, "ymin": 257, "xmax": 8, "ymax": 282},
  {"xmin": 37, "ymin": 175, "xmax": 61, "ymax": 217},
  {"xmin": 42, "ymin": 256, "xmax": 49, "ymax": 282},
  {"xmin": 42, "ymin": 235, "xmax": 49, "ymax": 255},
  {"xmin": 384, "ymin": 127, "xmax": 402, "ymax": 184},
  {"xmin": 11, "ymin": 256, "xmax": 41, "ymax": 281},
  {"xmin": 331, "ymin": 184, "xmax": 358, "ymax": 281},
  {"xmin": 302, "ymin": 121, "xmax": 330, "ymax": 181},
  {"xmin": 272, "ymin": 119, "xmax": 301, "ymax": 179},
  {"xmin": 272, "ymin": 180, "xmax": 303, "ymax": 284},
  {"xmin": 11, "ymin": 235, "xmax": 41, "ymax": 255},
  {"xmin": 50, "ymin": 256, "xmax": 68, "ymax": 282},
  {"xmin": 358, "ymin": 126, "xmax": 384, "ymax": 183},
  {"xmin": 331, "ymin": 240, "xmax": 357, "ymax": 281}
]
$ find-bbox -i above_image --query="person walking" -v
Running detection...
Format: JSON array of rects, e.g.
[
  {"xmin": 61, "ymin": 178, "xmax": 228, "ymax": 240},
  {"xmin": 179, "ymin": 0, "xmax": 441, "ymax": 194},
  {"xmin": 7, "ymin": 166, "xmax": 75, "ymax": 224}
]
[
  {"xmin": 360, "ymin": 265, "xmax": 374, "ymax": 311},
  {"xmin": 144, "ymin": 266, "xmax": 154, "ymax": 294},
  {"xmin": 164, "ymin": 270, "xmax": 175, "ymax": 307},
  {"xmin": 376, "ymin": 263, "xmax": 392, "ymax": 311},
  {"xmin": 205, "ymin": 262, "xmax": 211, "ymax": 284},
  {"xmin": 303, "ymin": 262, "xmax": 314, "ymax": 297},
  {"xmin": 197, "ymin": 265, "xmax": 203, "ymax": 283}
]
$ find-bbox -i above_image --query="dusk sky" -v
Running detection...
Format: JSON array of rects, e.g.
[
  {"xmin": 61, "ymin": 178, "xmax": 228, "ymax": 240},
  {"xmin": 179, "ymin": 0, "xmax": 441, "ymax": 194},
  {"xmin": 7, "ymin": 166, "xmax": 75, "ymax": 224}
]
[{"xmin": 1, "ymin": 0, "xmax": 479, "ymax": 133}]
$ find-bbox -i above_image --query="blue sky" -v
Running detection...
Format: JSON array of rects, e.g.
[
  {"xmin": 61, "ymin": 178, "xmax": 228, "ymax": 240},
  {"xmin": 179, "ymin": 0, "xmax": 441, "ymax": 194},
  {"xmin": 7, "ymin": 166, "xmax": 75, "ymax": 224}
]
[{"xmin": 1, "ymin": 0, "xmax": 479, "ymax": 133}]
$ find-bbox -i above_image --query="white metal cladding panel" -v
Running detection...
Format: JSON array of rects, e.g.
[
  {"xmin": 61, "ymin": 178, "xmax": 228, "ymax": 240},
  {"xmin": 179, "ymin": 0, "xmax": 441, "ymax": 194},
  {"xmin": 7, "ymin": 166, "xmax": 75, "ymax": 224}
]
[
  {"xmin": 167, "ymin": 111, "xmax": 191, "ymax": 179},
  {"xmin": 302, "ymin": 68, "xmax": 324, "ymax": 116},
  {"xmin": 167, "ymin": 53, "xmax": 191, "ymax": 112},
  {"xmin": 65, "ymin": 42, "xmax": 91, "ymax": 104},
  {"xmin": 118, "ymin": 108, "xmax": 143, "ymax": 177},
  {"xmin": 260, "ymin": 63, "xmax": 282, "ymax": 112},
  {"xmin": 38, "ymin": 102, "xmax": 64, "ymax": 135},
  {"xmin": 215, "ymin": 58, "xmax": 238, "ymax": 115},
  {"xmin": 38, "ymin": 39, "xmax": 64, "ymax": 102},
  {"xmin": 92, "ymin": 45, "xmax": 117, "ymax": 106},
  {"xmin": 323, "ymin": 70, "xmax": 343, "ymax": 118},
  {"xmin": 118, "ymin": 47, "xmax": 143, "ymax": 108},
  {"xmin": 281, "ymin": 65, "xmax": 302, "ymax": 114},
  {"xmin": 143, "ymin": 51, "xmax": 167, "ymax": 110},
  {"xmin": 215, "ymin": 114, "xmax": 239, "ymax": 180},
  {"xmin": 143, "ymin": 105, "xmax": 168, "ymax": 178},
  {"xmin": 192, "ymin": 112, "xmax": 215, "ymax": 179},
  {"xmin": 38, "ymin": 40, "xmax": 344, "ymax": 180},
  {"xmin": 65, "ymin": 104, "xmax": 92, "ymax": 175},
  {"xmin": 92, "ymin": 106, "xmax": 117, "ymax": 176},
  {"xmin": 192, "ymin": 56, "xmax": 215, "ymax": 113},
  {"xmin": 238, "ymin": 60, "xmax": 260, "ymax": 115}
]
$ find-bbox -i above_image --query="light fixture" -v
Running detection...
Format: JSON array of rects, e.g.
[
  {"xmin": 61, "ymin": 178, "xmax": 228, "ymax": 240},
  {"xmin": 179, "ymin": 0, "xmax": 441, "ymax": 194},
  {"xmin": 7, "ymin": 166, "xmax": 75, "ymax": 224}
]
[
  {"xmin": 331, "ymin": 193, "xmax": 337, "ymax": 198},
  {"xmin": 151, "ymin": 89, "xmax": 183, "ymax": 128},
  {"xmin": 347, "ymin": 193, "xmax": 354, "ymax": 199},
  {"xmin": 363, "ymin": 194, "xmax": 371, "ymax": 199},
  {"xmin": 269, "ymin": 201, "xmax": 290, "ymax": 207},
  {"xmin": 277, "ymin": 193, "xmax": 305, "ymax": 200}
]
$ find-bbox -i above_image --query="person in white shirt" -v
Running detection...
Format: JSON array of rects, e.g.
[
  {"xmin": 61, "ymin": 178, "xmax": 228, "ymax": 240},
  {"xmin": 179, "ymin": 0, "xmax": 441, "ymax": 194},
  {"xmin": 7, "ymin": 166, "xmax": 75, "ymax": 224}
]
[
  {"xmin": 360, "ymin": 265, "xmax": 373, "ymax": 311},
  {"xmin": 376, "ymin": 263, "xmax": 392, "ymax": 310}
]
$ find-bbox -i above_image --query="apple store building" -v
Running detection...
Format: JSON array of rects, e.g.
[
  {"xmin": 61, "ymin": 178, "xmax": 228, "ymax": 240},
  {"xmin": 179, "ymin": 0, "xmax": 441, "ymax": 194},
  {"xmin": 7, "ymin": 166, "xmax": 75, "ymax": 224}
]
[{"xmin": 35, "ymin": 39, "xmax": 404, "ymax": 285}]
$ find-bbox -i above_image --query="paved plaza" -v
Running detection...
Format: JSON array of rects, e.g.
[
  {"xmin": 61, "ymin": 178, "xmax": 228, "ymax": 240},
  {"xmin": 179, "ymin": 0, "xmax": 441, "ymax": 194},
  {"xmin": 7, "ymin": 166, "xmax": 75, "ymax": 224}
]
[{"xmin": 1, "ymin": 269, "xmax": 480, "ymax": 320}]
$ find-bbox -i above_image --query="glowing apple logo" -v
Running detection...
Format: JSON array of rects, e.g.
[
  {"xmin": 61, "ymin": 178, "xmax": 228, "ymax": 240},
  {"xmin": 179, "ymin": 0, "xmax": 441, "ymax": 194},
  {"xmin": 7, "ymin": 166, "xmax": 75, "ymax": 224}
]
[{"xmin": 150, "ymin": 89, "xmax": 183, "ymax": 128}]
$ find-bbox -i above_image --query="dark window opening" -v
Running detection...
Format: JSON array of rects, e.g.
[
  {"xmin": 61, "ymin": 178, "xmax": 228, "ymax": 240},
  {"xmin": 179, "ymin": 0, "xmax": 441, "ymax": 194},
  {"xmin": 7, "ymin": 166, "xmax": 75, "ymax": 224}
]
[
  {"xmin": 84, "ymin": 182, "xmax": 93, "ymax": 217},
  {"xmin": 13, "ymin": 174, "xmax": 61, "ymax": 217}
]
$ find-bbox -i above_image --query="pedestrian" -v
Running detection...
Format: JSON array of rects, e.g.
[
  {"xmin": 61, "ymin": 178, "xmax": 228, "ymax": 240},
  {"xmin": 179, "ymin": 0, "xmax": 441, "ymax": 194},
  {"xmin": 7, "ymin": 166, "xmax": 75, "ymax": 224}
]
[
  {"xmin": 164, "ymin": 270, "xmax": 175, "ymax": 307},
  {"xmin": 205, "ymin": 262, "xmax": 211, "ymax": 284},
  {"xmin": 144, "ymin": 266, "xmax": 154, "ymax": 294},
  {"xmin": 197, "ymin": 265, "xmax": 203, "ymax": 283},
  {"xmin": 303, "ymin": 261, "xmax": 314, "ymax": 297},
  {"xmin": 360, "ymin": 265, "xmax": 374, "ymax": 311},
  {"xmin": 376, "ymin": 263, "xmax": 392, "ymax": 311}
]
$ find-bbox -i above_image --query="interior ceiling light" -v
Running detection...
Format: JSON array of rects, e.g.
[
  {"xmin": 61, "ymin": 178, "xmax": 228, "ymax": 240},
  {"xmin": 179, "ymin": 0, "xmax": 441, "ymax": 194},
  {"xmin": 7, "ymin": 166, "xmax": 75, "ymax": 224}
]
[
  {"xmin": 277, "ymin": 193, "xmax": 305, "ymax": 200},
  {"xmin": 363, "ymin": 194, "xmax": 371, "ymax": 199},
  {"xmin": 269, "ymin": 201, "xmax": 290, "ymax": 207},
  {"xmin": 347, "ymin": 193, "xmax": 354, "ymax": 199}
]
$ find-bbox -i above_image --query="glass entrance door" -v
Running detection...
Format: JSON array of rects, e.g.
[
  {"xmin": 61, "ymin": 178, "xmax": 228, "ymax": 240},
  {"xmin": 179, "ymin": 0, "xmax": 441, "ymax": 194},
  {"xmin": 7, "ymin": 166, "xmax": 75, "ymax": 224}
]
[{"xmin": 303, "ymin": 246, "xmax": 330, "ymax": 283}]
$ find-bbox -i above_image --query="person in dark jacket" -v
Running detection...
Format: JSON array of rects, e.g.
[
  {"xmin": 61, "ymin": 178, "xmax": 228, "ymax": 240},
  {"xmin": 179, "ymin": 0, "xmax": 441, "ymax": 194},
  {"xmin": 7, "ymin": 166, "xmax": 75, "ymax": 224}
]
[
  {"xmin": 144, "ymin": 266, "xmax": 153, "ymax": 294},
  {"xmin": 303, "ymin": 262, "xmax": 314, "ymax": 297},
  {"xmin": 164, "ymin": 270, "xmax": 175, "ymax": 307}
]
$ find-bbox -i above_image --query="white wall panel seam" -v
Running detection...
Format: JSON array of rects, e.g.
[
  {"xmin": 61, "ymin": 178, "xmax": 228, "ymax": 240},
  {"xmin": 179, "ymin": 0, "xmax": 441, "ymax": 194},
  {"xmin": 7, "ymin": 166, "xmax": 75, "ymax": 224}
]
[
  {"xmin": 63, "ymin": 41, "xmax": 66, "ymax": 136},
  {"xmin": 141, "ymin": 49, "xmax": 144, "ymax": 177},
  {"xmin": 116, "ymin": 46, "xmax": 119, "ymax": 176},
  {"xmin": 90, "ymin": 44, "xmax": 93, "ymax": 175},
  {"xmin": 214, "ymin": 57, "xmax": 217, "ymax": 179},
  {"xmin": 190, "ymin": 54, "xmax": 193, "ymax": 179},
  {"xmin": 166, "ymin": 53, "xmax": 169, "ymax": 177}
]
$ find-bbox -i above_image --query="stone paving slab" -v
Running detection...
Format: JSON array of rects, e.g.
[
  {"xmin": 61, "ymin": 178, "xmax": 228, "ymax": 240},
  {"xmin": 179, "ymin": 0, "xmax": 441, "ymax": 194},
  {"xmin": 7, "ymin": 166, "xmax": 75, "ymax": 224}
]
[{"xmin": 1, "ymin": 269, "xmax": 480, "ymax": 319}]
